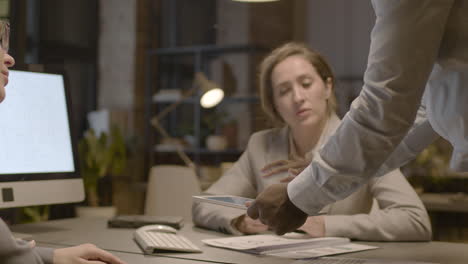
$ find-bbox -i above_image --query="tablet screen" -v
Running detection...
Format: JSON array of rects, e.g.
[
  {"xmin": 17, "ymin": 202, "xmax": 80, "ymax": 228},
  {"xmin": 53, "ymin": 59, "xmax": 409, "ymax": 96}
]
[
  {"xmin": 207, "ymin": 196, "xmax": 253, "ymax": 205},
  {"xmin": 193, "ymin": 195, "xmax": 254, "ymax": 209}
]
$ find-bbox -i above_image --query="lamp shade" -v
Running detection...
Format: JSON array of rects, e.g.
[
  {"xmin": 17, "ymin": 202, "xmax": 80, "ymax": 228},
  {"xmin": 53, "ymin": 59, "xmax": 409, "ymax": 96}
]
[{"xmin": 194, "ymin": 72, "xmax": 224, "ymax": 108}]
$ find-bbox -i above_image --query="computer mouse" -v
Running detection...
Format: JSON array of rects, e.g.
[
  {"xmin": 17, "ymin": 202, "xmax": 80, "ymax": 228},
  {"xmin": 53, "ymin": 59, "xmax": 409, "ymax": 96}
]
[{"xmin": 142, "ymin": 224, "xmax": 178, "ymax": 234}]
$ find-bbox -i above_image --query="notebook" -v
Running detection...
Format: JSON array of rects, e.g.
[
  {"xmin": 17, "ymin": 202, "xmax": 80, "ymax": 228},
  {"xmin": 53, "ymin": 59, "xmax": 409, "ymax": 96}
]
[{"xmin": 202, "ymin": 233, "xmax": 377, "ymax": 259}]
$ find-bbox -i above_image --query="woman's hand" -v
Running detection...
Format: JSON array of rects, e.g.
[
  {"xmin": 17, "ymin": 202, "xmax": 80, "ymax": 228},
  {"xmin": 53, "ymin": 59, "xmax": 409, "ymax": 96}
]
[
  {"xmin": 261, "ymin": 157, "xmax": 311, "ymax": 182},
  {"xmin": 232, "ymin": 214, "xmax": 269, "ymax": 234},
  {"xmin": 53, "ymin": 244, "xmax": 126, "ymax": 264},
  {"xmin": 298, "ymin": 216, "xmax": 326, "ymax": 238}
]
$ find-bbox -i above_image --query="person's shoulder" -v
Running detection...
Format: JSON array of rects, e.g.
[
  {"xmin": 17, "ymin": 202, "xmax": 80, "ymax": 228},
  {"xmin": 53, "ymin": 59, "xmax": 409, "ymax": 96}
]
[
  {"xmin": 249, "ymin": 127, "xmax": 285, "ymax": 144},
  {"xmin": 245, "ymin": 127, "xmax": 287, "ymax": 154}
]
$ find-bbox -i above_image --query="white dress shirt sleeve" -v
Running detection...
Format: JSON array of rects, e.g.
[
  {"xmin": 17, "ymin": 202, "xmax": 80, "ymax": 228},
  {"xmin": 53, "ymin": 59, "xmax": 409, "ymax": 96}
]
[
  {"xmin": 375, "ymin": 104, "xmax": 439, "ymax": 177},
  {"xmin": 288, "ymin": 0, "xmax": 455, "ymax": 215}
]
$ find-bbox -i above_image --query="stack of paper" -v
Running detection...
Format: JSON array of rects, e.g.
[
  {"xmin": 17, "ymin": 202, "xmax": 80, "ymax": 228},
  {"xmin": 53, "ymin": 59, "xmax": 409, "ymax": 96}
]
[{"xmin": 202, "ymin": 234, "xmax": 377, "ymax": 259}]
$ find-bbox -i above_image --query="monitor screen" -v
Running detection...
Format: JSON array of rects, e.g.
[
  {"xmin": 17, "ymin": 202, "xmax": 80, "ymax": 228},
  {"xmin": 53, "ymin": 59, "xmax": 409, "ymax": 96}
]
[{"xmin": 0, "ymin": 70, "xmax": 85, "ymax": 208}]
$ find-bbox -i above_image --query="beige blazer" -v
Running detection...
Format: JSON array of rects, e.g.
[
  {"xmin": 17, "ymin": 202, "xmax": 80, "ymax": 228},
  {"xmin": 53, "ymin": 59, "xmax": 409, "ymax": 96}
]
[{"xmin": 192, "ymin": 115, "xmax": 432, "ymax": 241}]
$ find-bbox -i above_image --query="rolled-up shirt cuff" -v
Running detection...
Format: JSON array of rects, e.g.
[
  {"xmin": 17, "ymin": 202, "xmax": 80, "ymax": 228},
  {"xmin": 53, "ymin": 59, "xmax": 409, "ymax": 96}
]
[
  {"xmin": 287, "ymin": 164, "xmax": 335, "ymax": 215},
  {"xmin": 218, "ymin": 209, "xmax": 246, "ymax": 235}
]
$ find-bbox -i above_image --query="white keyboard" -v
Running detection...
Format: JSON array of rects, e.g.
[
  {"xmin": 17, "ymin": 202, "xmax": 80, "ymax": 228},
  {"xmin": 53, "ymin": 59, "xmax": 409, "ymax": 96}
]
[
  {"xmin": 298, "ymin": 258, "xmax": 366, "ymax": 264},
  {"xmin": 134, "ymin": 225, "xmax": 202, "ymax": 253}
]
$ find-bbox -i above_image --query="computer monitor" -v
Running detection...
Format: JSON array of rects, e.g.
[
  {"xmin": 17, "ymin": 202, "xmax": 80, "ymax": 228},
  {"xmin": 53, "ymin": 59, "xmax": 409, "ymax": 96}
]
[{"xmin": 0, "ymin": 70, "xmax": 85, "ymax": 209}]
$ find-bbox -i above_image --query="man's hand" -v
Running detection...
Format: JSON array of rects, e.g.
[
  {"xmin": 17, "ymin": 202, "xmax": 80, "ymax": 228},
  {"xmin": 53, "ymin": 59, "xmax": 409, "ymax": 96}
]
[
  {"xmin": 53, "ymin": 244, "xmax": 127, "ymax": 264},
  {"xmin": 232, "ymin": 214, "xmax": 269, "ymax": 234},
  {"xmin": 247, "ymin": 183, "xmax": 307, "ymax": 235}
]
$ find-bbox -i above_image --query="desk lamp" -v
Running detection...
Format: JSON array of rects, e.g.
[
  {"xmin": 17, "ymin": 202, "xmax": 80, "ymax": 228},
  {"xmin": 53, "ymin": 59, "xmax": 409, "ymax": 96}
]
[
  {"xmin": 195, "ymin": 72, "xmax": 224, "ymax": 108},
  {"xmin": 150, "ymin": 72, "xmax": 224, "ymax": 169}
]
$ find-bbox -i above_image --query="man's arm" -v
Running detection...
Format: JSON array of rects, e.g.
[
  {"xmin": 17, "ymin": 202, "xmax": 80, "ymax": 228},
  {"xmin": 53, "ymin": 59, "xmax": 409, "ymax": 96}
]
[
  {"xmin": 288, "ymin": 0, "xmax": 453, "ymax": 215},
  {"xmin": 248, "ymin": 0, "xmax": 455, "ymax": 234},
  {"xmin": 375, "ymin": 104, "xmax": 439, "ymax": 177}
]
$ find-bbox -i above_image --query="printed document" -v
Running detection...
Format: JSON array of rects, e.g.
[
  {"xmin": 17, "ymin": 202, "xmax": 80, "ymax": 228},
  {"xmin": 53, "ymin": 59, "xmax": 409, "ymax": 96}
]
[{"xmin": 202, "ymin": 234, "xmax": 377, "ymax": 259}]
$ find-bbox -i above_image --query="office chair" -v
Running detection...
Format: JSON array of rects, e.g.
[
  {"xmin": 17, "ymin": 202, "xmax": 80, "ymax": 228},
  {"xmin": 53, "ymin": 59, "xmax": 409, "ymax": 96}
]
[{"xmin": 144, "ymin": 165, "xmax": 201, "ymax": 220}]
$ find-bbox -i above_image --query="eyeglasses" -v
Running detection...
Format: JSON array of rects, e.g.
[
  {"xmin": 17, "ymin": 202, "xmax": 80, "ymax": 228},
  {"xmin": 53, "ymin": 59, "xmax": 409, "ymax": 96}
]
[{"xmin": 0, "ymin": 20, "xmax": 10, "ymax": 52}]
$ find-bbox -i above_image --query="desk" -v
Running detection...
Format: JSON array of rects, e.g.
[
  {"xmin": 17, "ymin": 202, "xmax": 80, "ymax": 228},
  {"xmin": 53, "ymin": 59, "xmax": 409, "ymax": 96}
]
[
  {"xmin": 31, "ymin": 242, "xmax": 212, "ymax": 264},
  {"xmin": 10, "ymin": 217, "xmax": 468, "ymax": 264}
]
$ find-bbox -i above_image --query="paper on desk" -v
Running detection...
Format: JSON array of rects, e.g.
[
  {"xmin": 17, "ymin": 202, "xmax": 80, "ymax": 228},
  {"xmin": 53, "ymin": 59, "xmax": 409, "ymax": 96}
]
[
  {"xmin": 266, "ymin": 243, "xmax": 378, "ymax": 259},
  {"xmin": 202, "ymin": 234, "xmax": 378, "ymax": 259}
]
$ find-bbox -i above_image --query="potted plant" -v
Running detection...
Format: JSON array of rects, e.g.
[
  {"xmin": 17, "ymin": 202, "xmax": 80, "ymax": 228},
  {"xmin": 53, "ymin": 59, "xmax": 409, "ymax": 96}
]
[
  {"xmin": 76, "ymin": 124, "xmax": 127, "ymax": 217},
  {"xmin": 202, "ymin": 110, "xmax": 231, "ymax": 151},
  {"xmin": 405, "ymin": 138, "xmax": 455, "ymax": 193}
]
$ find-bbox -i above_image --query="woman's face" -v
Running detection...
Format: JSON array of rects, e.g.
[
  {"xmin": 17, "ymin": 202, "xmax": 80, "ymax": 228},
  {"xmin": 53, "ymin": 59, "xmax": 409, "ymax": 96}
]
[
  {"xmin": 271, "ymin": 55, "xmax": 332, "ymax": 130},
  {"xmin": 0, "ymin": 49, "xmax": 15, "ymax": 103}
]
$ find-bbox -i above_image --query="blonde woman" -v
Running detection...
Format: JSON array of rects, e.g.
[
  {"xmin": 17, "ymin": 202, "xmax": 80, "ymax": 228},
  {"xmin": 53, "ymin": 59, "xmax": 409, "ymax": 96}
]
[{"xmin": 192, "ymin": 42, "xmax": 431, "ymax": 241}]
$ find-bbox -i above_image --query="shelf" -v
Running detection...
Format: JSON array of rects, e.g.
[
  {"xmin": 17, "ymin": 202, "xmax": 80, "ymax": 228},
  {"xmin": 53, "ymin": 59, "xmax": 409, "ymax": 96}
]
[
  {"xmin": 154, "ymin": 146, "xmax": 243, "ymax": 155},
  {"xmin": 419, "ymin": 193, "xmax": 468, "ymax": 213},
  {"xmin": 152, "ymin": 95, "xmax": 259, "ymax": 105},
  {"xmin": 148, "ymin": 44, "xmax": 268, "ymax": 57},
  {"xmin": 152, "ymin": 95, "xmax": 197, "ymax": 104},
  {"xmin": 220, "ymin": 95, "xmax": 259, "ymax": 104},
  {"xmin": 152, "ymin": 147, "xmax": 244, "ymax": 165},
  {"xmin": 146, "ymin": 44, "xmax": 266, "ymax": 169}
]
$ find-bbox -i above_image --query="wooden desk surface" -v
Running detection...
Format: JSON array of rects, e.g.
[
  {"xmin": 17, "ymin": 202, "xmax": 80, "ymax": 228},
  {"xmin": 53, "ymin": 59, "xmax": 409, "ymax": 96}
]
[
  {"xmin": 11, "ymin": 217, "xmax": 285, "ymax": 264},
  {"xmin": 10, "ymin": 217, "xmax": 468, "ymax": 264},
  {"xmin": 36, "ymin": 242, "xmax": 213, "ymax": 264}
]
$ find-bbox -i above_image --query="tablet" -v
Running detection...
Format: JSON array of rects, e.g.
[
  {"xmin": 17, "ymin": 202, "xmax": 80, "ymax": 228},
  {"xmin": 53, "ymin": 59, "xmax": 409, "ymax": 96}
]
[{"xmin": 192, "ymin": 195, "xmax": 254, "ymax": 210}]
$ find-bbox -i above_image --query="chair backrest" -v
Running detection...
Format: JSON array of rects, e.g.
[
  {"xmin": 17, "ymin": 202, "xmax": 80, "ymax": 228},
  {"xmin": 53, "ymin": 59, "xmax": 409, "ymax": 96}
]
[{"xmin": 144, "ymin": 165, "xmax": 201, "ymax": 220}]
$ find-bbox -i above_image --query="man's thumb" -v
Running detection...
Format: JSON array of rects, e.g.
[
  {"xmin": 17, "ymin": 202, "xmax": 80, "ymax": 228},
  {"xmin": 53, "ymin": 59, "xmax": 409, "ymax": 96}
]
[{"xmin": 247, "ymin": 201, "xmax": 259, "ymax": 219}]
